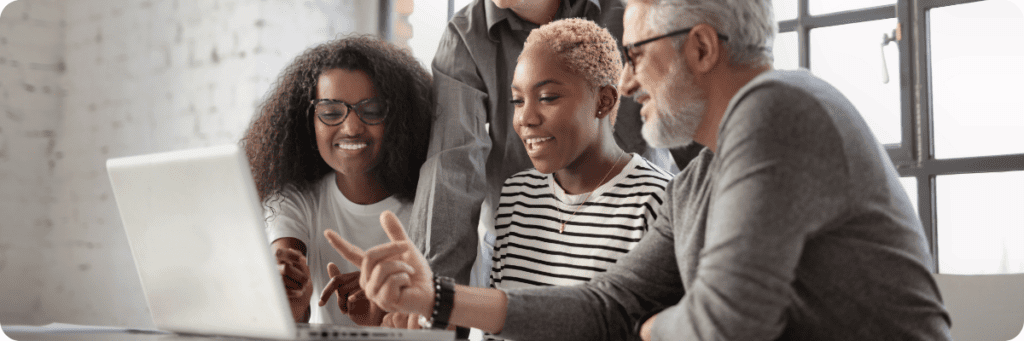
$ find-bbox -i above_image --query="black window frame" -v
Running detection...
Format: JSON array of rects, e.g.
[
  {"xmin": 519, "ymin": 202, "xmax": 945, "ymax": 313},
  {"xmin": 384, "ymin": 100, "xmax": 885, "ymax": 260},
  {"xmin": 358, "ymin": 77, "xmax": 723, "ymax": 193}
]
[{"xmin": 781, "ymin": 0, "xmax": 1024, "ymax": 271}]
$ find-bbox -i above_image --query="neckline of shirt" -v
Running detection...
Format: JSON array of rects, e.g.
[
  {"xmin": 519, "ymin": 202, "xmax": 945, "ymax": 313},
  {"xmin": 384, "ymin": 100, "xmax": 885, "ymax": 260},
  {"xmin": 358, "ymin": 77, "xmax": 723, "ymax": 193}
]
[
  {"xmin": 323, "ymin": 173, "xmax": 401, "ymax": 216},
  {"xmin": 548, "ymin": 153, "xmax": 640, "ymax": 205}
]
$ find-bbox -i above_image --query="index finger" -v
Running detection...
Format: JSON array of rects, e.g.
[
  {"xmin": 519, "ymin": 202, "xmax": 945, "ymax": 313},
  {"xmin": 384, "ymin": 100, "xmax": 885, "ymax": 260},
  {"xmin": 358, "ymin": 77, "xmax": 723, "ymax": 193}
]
[
  {"xmin": 379, "ymin": 210, "xmax": 409, "ymax": 242},
  {"xmin": 327, "ymin": 262, "xmax": 341, "ymax": 278},
  {"xmin": 324, "ymin": 230, "xmax": 365, "ymax": 267}
]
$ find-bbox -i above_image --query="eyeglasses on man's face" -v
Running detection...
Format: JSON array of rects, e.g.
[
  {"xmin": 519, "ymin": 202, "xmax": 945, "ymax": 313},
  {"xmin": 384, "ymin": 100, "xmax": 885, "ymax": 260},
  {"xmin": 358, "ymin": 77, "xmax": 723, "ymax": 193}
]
[
  {"xmin": 620, "ymin": 27, "xmax": 730, "ymax": 70},
  {"xmin": 309, "ymin": 98, "xmax": 387, "ymax": 126}
]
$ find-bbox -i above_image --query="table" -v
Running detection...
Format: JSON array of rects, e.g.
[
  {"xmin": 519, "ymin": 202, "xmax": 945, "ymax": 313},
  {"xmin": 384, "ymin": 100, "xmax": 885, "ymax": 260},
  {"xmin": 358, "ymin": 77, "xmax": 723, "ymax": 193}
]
[{"xmin": 3, "ymin": 323, "xmax": 465, "ymax": 341}]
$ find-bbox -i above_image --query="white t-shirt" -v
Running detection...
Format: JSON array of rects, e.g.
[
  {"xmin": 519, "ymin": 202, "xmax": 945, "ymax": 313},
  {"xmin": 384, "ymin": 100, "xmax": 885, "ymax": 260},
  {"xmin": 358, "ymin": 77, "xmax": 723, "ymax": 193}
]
[{"xmin": 265, "ymin": 173, "xmax": 412, "ymax": 325}]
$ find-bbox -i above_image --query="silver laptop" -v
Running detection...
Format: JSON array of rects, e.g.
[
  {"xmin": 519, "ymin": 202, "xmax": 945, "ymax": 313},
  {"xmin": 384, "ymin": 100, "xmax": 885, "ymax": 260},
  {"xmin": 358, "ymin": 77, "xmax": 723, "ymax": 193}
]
[{"xmin": 106, "ymin": 144, "xmax": 453, "ymax": 341}]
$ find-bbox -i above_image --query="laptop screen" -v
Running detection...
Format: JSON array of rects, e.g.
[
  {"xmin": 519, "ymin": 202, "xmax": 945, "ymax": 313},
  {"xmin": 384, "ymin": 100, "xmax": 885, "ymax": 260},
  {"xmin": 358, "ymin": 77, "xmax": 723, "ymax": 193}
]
[{"xmin": 107, "ymin": 145, "xmax": 297, "ymax": 339}]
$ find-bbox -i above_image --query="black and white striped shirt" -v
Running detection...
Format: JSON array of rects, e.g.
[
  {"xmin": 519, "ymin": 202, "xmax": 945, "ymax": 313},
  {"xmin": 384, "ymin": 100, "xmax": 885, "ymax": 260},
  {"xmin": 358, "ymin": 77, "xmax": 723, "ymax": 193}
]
[{"xmin": 491, "ymin": 154, "xmax": 672, "ymax": 289}]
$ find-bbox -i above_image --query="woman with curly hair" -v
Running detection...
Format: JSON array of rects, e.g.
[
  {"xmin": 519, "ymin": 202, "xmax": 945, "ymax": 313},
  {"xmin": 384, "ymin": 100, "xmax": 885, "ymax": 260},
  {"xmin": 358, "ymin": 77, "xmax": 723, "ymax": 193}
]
[{"xmin": 240, "ymin": 35, "xmax": 432, "ymax": 326}]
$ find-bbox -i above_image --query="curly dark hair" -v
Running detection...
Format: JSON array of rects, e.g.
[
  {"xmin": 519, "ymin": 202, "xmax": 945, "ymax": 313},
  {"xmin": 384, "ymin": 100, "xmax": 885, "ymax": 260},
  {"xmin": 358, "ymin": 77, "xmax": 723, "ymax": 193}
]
[{"xmin": 242, "ymin": 35, "xmax": 433, "ymax": 203}]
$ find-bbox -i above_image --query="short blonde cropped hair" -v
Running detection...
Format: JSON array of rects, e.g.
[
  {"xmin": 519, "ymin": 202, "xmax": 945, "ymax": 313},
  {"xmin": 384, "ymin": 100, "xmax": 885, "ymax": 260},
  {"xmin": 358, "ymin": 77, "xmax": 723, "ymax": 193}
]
[
  {"xmin": 525, "ymin": 18, "xmax": 623, "ymax": 88},
  {"xmin": 524, "ymin": 18, "xmax": 623, "ymax": 123}
]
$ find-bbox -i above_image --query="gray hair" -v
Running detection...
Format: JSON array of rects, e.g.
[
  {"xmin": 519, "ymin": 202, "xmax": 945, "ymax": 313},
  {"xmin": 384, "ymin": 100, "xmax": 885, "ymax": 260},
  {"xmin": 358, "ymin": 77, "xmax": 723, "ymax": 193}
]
[{"xmin": 625, "ymin": 0, "xmax": 777, "ymax": 67}]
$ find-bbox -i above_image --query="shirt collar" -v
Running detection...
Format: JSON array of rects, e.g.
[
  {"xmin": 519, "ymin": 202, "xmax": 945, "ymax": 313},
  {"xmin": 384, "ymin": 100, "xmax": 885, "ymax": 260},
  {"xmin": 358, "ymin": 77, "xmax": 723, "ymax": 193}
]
[{"xmin": 485, "ymin": 0, "xmax": 602, "ymax": 41}]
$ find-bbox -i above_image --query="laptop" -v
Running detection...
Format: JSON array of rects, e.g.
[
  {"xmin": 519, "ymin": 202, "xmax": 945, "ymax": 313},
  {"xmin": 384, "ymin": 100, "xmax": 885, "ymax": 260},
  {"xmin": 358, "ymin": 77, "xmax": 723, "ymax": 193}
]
[{"xmin": 106, "ymin": 144, "xmax": 453, "ymax": 340}]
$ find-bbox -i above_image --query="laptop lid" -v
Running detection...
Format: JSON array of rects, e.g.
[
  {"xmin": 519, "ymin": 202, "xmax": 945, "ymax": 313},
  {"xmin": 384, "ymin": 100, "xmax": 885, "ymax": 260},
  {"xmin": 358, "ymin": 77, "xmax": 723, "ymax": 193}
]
[
  {"xmin": 107, "ymin": 145, "xmax": 297, "ymax": 339},
  {"xmin": 108, "ymin": 145, "xmax": 454, "ymax": 341}
]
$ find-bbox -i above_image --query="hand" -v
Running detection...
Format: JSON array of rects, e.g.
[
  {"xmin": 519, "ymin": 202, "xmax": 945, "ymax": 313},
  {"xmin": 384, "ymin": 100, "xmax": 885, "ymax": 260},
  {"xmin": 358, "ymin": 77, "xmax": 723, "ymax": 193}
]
[
  {"xmin": 318, "ymin": 264, "xmax": 360, "ymax": 313},
  {"xmin": 640, "ymin": 313, "xmax": 658, "ymax": 341},
  {"xmin": 343, "ymin": 289, "xmax": 388, "ymax": 326},
  {"xmin": 275, "ymin": 247, "xmax": 313, "ymax": 322},
  {"xmin": 381, "ymin": 312, "xmax": 423, "ymax": 330},
  {"xmin": 323, "ymin": 210, "xmax": 435, "ymax": 317},
  {"xmin": 319, "ymin": 263, "xmax": 386, "ymax": 326}
]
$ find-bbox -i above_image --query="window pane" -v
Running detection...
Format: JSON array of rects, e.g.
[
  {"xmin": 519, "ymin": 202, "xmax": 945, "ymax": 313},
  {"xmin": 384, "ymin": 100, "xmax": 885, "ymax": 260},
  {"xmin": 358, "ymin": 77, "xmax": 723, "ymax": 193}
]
[
  {"xmin": 773, "ymin": 32, "xmax": 799, "ymax": 70},
  {"xmin": 899, "ymin": 177, "xmax": 918, "ymax": 213},
  {"xmin": 810, "ymin": 19, "xmax": 901, "ymax": 145},
  {"xmin": 401, "ymin": 0, "xmax": 448, "ymax": 70},
  {"xmin": 937, "ymin": 171, "xmax": 1024, "ymax": 275},
  {"xmin": 810, "ymin": 0, "xmax": 896, "ymax": 15},
  {"xmin": 775, "ymin": 0, "xmax": 798, "ymax": 21},
  {"xmin": 930, "ymin": 0, "xmax": 1024, "ymax": 159}
]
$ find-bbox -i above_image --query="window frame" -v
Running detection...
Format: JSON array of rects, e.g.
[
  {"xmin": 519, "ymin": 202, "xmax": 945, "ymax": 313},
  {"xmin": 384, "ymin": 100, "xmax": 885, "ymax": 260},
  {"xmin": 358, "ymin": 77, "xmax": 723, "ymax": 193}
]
[
  {"xmin": 905, "ymin": 0, "xmax": 1024, "ymax": 272},
  {"xmin": 782, "ymin": 0, "xmax": 1024, "ymax": 271},
  {"xmin": 778, "ymin": 1, "xmax": 910, "ymax": 160}
]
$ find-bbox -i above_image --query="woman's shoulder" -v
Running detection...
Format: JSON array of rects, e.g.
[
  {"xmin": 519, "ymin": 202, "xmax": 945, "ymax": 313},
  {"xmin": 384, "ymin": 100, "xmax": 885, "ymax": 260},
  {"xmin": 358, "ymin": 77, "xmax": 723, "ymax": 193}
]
[{"xmin": 265, "ymin": 174, "xmax": 334, "ymax": 209}]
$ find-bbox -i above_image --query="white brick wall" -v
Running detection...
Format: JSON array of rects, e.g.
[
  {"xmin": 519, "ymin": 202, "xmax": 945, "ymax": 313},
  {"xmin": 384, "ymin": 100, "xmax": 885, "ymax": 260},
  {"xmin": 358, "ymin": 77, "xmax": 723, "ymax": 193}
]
[
  {"xmin": 1, "ymin": 0, "xmax": 377, "ymax": 328},
  {"xmin": 0, "ymin": 0, "xmax": 64, "ymax": 326}
]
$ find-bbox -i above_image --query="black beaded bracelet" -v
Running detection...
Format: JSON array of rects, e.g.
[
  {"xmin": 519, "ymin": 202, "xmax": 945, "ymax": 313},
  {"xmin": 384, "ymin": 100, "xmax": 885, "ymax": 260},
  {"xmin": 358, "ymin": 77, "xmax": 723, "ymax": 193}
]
[{"xmin": 429, "ymin": 275, "xmax": 455, "ymax": 330}]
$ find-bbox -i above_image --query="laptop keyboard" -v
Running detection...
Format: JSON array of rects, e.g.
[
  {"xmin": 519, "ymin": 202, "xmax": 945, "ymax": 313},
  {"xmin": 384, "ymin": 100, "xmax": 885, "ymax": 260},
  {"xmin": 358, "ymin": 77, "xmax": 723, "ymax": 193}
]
[{"xmin": 298, "ymin": 323, "xmax": 419, "ymax": 340}]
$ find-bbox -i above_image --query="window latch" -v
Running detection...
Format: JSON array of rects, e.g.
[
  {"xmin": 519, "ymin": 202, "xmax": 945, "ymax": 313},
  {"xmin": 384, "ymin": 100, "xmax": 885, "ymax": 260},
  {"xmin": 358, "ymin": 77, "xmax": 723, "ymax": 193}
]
[{"xmin": 881, "ymin": 24, "xmax": 901, "ymax": 84}]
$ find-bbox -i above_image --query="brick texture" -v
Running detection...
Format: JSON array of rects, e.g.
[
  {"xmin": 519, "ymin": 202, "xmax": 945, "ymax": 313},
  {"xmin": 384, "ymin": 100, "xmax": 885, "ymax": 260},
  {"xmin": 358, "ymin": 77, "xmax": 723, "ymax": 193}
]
[{"xmin": 1, "ymin": 0, "xmax": 377, "ymax": 328}]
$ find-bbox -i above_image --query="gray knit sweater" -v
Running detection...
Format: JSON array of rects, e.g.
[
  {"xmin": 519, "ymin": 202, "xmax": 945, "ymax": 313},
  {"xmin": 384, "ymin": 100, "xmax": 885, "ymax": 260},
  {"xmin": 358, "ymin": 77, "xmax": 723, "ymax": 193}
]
[{"xmin": 498, "ymin": 70, "xmax": 952, "ymax": 341}]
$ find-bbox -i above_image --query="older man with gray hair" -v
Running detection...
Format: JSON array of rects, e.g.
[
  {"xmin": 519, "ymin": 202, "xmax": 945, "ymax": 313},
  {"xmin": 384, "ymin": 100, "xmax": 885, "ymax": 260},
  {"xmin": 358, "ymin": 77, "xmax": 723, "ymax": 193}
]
[
  {"xmin": 607, "ymin": 0, "xmax": 952, "ymax": 339},
  {"xmin": 322, "ymin": 0, "xmax": 954, "ymax": 340}
]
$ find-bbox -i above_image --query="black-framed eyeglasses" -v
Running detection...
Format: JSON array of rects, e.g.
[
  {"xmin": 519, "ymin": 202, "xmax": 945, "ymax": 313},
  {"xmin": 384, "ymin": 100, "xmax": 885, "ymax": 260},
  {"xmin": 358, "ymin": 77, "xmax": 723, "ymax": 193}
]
[
  {"xmin": 620, "ymin": 27, "xmax": 730, "ymax": 70},
  {"xmin": 308, "ymin": 98, "xmax": 387, "ymax": 126}
]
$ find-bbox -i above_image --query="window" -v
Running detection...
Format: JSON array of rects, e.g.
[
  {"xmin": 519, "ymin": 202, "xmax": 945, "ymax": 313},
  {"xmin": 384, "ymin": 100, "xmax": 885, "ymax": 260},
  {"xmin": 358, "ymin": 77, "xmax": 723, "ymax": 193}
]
[
  {"xmin": 937, "ymin": 171, "xmax": 1024, "ymax": 274},
  {"xmin": 810, "ymin": 18, "xmax": 901, "ymax": 144},
  {"xmin": 905, "ymin": 0, "xmax": 1024, "ymax": 276},
  {"xmin": 761, "ymin": 0, "xmax": 1024, "ymax": 275},
  {"xmin": 779, "ymin": 1, "xmax": 906, "ymax": 149},
  {"xmin": 810, "ymin": 0, "xmax": 897, "ymax": 15},
  {"xmin": 773, "ymin": 32, "xmax": 799, "ymax": 70},
  {"xmin": 929, "ymin": 1, "xmax": 1024, "ymax": 159},
  {"xmin": 380, "ymin": 0, "xmax": 468, "ymax": 70}
]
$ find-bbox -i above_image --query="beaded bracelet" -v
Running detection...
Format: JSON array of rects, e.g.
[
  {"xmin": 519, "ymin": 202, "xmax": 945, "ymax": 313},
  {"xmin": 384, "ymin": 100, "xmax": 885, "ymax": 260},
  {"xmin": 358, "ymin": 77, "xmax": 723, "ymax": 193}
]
[{"xmin": 418, "ymin": 274, "xmax": 455, "ymax": 330}]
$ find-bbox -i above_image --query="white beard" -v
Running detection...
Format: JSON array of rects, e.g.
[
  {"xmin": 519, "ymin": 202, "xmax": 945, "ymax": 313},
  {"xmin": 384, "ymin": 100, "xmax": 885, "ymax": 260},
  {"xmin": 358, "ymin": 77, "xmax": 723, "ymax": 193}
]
[
  {"xmin": 642, "ymin": 100, "xmax": 704, "ymax": 148},
  {"xmin": 641, "ymin": 64, "xmax": 706, "ymax": 149}
]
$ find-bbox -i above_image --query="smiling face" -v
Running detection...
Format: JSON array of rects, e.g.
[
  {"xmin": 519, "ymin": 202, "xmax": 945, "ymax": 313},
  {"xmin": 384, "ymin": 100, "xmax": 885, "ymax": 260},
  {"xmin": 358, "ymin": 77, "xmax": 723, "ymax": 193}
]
[
  {"xmin": 511, "ymin": 44, "xmax": 603, "ymax": 174},
  {"xmin": 314, "ymin": 68, "xmax": 385, "ymax": 182},
  {"xmin": 620, "ymin": 1, "xmax": 706, "ymax": 148}
]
